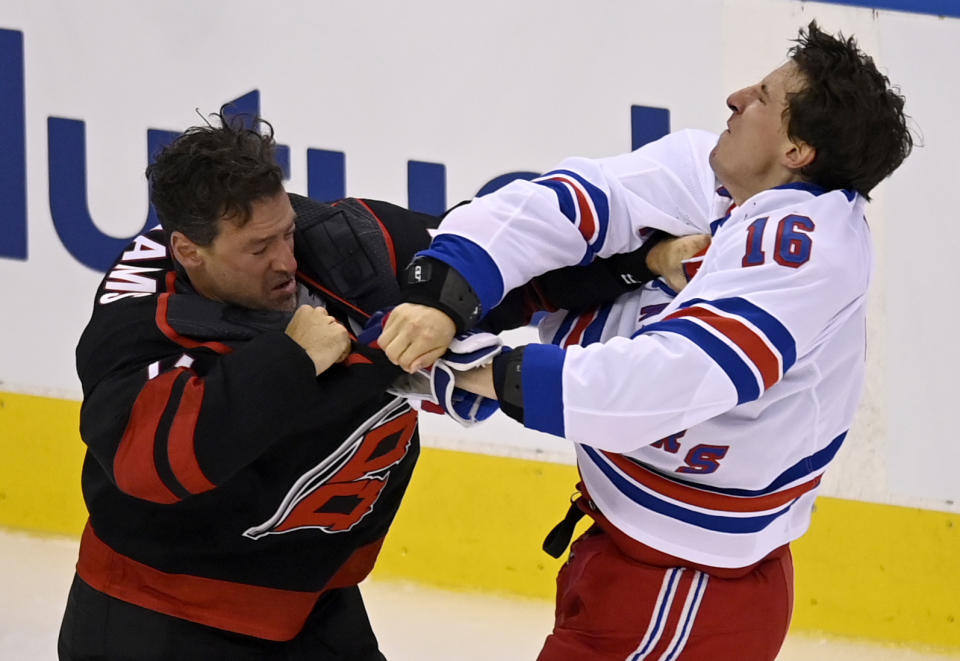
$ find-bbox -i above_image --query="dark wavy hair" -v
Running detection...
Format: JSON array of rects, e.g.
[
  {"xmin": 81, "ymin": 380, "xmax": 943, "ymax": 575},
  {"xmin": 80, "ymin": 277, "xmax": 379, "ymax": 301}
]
[
  {"xmin": 786, "ymin": 21, "xmax": 912, "ymax": 200},
  {"xmin": 145, "ymin": 109, "xmax": 284, "ymax": 245}
]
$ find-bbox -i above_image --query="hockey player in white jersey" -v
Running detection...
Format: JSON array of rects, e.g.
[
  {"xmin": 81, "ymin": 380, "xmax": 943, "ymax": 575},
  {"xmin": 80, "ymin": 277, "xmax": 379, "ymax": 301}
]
[{"xmin": 375, "ymin": 22, "xmax": 912, "ymax": 661}]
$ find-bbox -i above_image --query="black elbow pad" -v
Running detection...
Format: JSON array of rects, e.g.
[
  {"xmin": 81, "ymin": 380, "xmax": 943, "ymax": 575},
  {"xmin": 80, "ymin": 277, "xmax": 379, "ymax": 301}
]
[{"xmin": 402, "ymin": 256, "xmax": 483, "ymax": 332}]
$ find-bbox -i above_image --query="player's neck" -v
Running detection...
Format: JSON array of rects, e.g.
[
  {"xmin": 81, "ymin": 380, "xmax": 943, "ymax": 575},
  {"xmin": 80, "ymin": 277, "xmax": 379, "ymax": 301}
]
[{"xmin": 724, "ymin": 172, "xmax": 806, "ymax": 206}]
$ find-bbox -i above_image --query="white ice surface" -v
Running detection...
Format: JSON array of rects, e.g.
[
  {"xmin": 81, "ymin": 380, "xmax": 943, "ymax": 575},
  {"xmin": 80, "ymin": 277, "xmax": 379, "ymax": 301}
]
[{"xmin": 0, "ymin": 529, "xmax": 955, "ymax": 661}]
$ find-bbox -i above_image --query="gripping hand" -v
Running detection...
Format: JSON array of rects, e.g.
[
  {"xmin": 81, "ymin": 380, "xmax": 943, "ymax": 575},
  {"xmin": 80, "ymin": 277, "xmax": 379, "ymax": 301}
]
[{"xmin": 362, "ymin": 311, "xmax": 505, "ymax": 426}]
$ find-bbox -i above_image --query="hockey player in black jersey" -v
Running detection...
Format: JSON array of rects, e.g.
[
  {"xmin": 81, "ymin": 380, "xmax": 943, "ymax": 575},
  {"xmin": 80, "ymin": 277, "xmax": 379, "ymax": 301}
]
[
  {"xmin": 58, "ymin": 110, "xmax": 698, "ymax": 660},
  {"xmin": 58, "ymin": 112, "xmax": 439, "ymax": 660}
]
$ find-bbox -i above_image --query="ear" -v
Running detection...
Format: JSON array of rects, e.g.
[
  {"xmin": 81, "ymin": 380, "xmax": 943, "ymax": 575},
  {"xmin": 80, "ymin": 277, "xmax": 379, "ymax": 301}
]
[
  {"xmin": 169, "ymin": 231, "xmax": 204, "ymax": 268},
  {"xmin": 784, "ymin": 139, "xmax": 816, "ymax": 172}
]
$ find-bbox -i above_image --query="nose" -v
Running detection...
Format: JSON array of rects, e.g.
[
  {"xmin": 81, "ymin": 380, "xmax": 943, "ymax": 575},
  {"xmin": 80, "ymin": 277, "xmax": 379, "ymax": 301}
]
[
  {"xmin": 272, "ymin": 238, "xmax": 297, "ymax": 274},
  {"xmin": 726, "ymin": 88, "xmax": 746, "ymax": 115}
]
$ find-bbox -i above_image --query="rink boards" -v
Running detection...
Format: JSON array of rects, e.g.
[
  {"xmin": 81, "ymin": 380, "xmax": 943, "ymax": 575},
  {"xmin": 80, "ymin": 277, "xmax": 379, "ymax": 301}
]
[{"xmin": 1, "ymin": 390, "xmax": 957, "ymax": 653}]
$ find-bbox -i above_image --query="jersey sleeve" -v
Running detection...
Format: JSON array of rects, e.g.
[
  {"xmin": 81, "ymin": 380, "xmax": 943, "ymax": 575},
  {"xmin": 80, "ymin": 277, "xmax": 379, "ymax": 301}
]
[
  {"xmin": 479, "ymin": 239, "xmax": 667, "ymax": 333},
  {"xmin": 359, "ymin": 198, "xmax": 434, "ymax": 277},
  {"xmin": 78, "ymin": 314, "xmax": 401, "ymax": 505},
  {"xmin": 517, "ymin": 190, "xmax": 872, "ymax": 452},
  {"xmin": 419, "ymin": 130, "xmax": 719, "ymax": 314}
]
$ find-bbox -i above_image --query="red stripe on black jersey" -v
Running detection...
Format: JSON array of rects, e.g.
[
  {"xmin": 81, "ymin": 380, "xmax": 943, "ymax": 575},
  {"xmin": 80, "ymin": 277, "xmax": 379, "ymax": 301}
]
[
  {"xmin": 355, "ymin": 198, "xmax": 398, "ymax": 276},
  {"xmin": 113, "ymin": 370, "xmax": 182, "ymax": 504},
  {"xmin": 296, "ymin": 271, "xmax": 371, "ymax": 320},
  {"xmin": 166, "ymin": 375, "xmax": 216, "ymax": 495},
  {"xmin": 76, "ymin": 522, "xmax": 389, "ymax": 641},
  {"xmin": 156, "ymin": 272, "xmax": 233, "ymax": 354},
  {"xmin": 527, "ymin": 279, "xmax": 559, "ymax": 316},
  {"xmin": 344, "ymin": 352, "xmax": 374, "ymax": 366},
  {"xmin": 321, "ymin": 536, "xmax": 385, "ymax": 591},
  {"xmin": 77, "ymin": 523, "xmax": 318, "ymax": 641}
]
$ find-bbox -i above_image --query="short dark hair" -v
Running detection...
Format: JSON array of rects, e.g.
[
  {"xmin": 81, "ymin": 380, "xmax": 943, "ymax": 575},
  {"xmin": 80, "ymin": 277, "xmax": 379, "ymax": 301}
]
[
  {"xmin": 786, "ymin": 21, "xmax": 912, "ymax": 200},
  {"xmin": 145, "ymin": 109, "xmax": 284, "ymax": 246}
]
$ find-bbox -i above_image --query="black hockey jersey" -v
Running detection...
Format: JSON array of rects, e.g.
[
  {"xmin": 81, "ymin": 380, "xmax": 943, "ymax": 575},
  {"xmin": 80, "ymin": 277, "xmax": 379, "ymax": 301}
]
[{"xmin": 74, "ymin": 195, "xmax": 432, "ymax": 641}]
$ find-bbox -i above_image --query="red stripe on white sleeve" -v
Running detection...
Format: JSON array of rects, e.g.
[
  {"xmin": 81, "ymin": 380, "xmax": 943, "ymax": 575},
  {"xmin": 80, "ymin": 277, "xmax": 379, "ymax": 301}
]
[
  {"xmin": 546, "ymin": 176, "xmax": 598, "ymax": 243},
  {"xmin": 564, "ymin": 308, "xmax": 599, "ymax": 347},
  {"xmin": 666, "ymin": 306, "xmax": 781, "ymax": 390}
]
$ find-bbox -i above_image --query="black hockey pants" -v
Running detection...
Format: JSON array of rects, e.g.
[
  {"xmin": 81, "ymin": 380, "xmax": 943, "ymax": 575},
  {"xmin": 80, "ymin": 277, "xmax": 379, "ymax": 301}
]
[{"xmin": 58, "ymin": 574, "xmax": 387, "ymax": 661}]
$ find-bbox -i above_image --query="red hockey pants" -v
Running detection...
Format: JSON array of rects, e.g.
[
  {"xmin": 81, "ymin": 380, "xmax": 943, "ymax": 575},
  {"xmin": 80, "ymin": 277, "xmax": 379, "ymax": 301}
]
[{"xmin": 537, "ymin": 526, "xmax": 794, "ymax": 661}]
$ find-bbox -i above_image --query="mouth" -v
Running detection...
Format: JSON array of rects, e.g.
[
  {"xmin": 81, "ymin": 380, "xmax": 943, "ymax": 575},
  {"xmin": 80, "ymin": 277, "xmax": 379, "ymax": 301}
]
[{"xmin": 272, "ymin": 278, "xmax": 297, "ymax": 297}]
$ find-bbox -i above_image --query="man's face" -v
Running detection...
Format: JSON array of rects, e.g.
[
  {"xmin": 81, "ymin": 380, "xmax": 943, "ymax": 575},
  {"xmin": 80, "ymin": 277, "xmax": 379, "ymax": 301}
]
[
  {"xmin": 709, "ymin": 60, "xmax": 807, "ymax": 203},
  {"xmin": 185, "ymin": 191, "xmax": 299, "ymax": 312}
]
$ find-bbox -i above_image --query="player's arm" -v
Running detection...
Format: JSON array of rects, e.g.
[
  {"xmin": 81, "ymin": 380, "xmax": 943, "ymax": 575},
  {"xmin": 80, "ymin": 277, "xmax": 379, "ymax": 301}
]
[
  {"xmin": 359, "ymin": 199, "xmax": 435, "ymax": 278},
  {"xmin": 78, "ymin": 317, "xmax": 401, "ymax": 505},
  {"xmin": 455, "ymin": 199, "xmax": 869, "ymax": 451},
  {"xmin": 378, "ymin": 230, "xmax": 711, "ymax": 370},
  {"xmin": 413, "ymin": 130, "xmax": 718, "ymax": 316},
  {"xmin": 480, "ymin": 233, "xmax": 711, "ymax": 332},
  {"xmin": 380, "ymin": 131, "xmax": 718, "ymax": 369}
]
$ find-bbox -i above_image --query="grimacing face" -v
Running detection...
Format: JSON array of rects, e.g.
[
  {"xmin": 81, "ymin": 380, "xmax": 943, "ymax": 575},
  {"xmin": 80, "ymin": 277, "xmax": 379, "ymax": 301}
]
[
  {"xmin": 180, "ymin": 190, "xmax": 299, "ymax": 312},
  {"xmin": 709, "ymin": 60, "xmax": 809, "ymax": 204}
]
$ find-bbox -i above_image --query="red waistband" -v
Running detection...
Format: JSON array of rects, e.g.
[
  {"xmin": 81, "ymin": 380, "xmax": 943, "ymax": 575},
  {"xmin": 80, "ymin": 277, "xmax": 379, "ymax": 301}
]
[{"xmin": 76, "ymin": 521, "xmax": 383, "ymax": 641}]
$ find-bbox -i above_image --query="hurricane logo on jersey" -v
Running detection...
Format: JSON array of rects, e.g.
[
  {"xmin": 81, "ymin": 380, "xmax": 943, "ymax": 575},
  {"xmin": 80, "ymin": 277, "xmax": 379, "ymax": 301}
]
[{"xmin": 243, "ymin": 399, "xmax": 416, "ymax": 539}]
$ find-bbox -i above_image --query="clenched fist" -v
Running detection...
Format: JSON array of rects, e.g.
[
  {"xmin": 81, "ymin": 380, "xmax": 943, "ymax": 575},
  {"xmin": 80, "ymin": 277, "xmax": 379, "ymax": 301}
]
[
  {"xmin": 379, "ymin": 303, "xmax": 457, "ymax": 373},
  {"xmin": 646, "ymin": 234, "xmax": 712, "ymax": 292},
  {"xmin": 284, "ymin": 305, "xmax": 351, "ymax": 375}
]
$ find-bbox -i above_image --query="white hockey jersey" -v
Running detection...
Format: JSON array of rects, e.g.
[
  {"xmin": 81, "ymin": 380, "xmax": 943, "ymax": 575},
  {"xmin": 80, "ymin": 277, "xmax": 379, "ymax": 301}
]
[{"xmin": 421, "ymin": 130, "xmax": 873, "ymax": 568}]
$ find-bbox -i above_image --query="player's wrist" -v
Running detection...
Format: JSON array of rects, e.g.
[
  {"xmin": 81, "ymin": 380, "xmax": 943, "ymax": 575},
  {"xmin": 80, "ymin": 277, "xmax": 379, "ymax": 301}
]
[
  {"xmin": 619, "ymin": 230, "xmax": 669, "ymax": 283},
  {"xmin": 402, "ymin": 256, "xmax": 482, "ymax": 333},
  {"xmin": 492, "ymin": 346, "xmax": 525, "ymax": 423}
]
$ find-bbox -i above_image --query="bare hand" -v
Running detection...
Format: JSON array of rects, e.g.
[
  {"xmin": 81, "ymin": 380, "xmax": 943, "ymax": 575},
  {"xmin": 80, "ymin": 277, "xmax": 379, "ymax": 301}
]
[
  {"xmin": 453, "ymin": 364, "xmax": 497, "ymax": 399},
  {"xmin": 378, "ymin": 303, "xmax": 457, "ymax": 373},
  {"xmin": 285, "ymin": 305, "xmax": 351, "ymax": 375},
  {"xmin": 646, "ymin": 234, "xmax": 711, "ymax": 292}
]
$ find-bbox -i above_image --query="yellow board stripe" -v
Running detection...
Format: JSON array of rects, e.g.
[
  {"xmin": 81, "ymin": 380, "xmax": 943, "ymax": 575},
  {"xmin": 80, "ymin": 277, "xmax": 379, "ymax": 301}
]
[
  {"xmin": 790, "ymin": 496, "xmax": 960, "ymax": 650},
  {"xmin": 1, "ymin": 390, "xmax": 957, "ymax": 651},
  {"xmin": 0, "ymin": 392, "xmax": 87, "ymax": 535}
]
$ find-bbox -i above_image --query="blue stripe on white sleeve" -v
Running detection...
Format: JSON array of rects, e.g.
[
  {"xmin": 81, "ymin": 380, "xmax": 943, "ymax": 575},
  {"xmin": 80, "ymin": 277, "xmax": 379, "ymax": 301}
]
[
  {"xmin": 583, "ymin": 304, "xmax": 613, "ymax": 346},
  {"xmin": 534, "ymin": 179, "xmax": 577, "ymax": 223},
  {"xmin": 419, "ymin": 234, "xmax": 506, "ymax": 316},
  {"xmin": 651, "ymin": 279, "xmax": 679, "ymax": 297},
  {"xmin": 532, "ymin": 178, "xmax": 594, "ymax": 267},
  {"xmin": 550, "ymin": 311, "xmax": 578, "ymax": 345},
  {"xmin": 637, "ymin": 318, "xmax": 761, "ymax": 404},
  {"xmin": 545, "ymin": 168, "xmax": 611, "ymax": 252},
  {"xmin": 680, "ymin": 297, "xmax": 797, "ymax": 372},
  {"xmin": 521, "ymin": 343, "xmax": 566, "ymax": 437}
]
